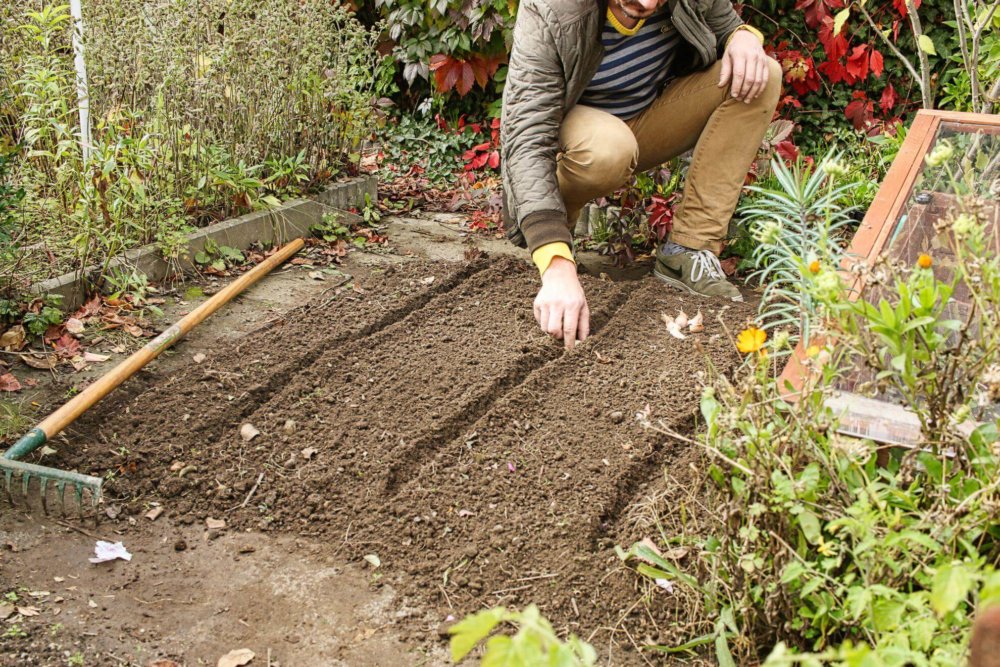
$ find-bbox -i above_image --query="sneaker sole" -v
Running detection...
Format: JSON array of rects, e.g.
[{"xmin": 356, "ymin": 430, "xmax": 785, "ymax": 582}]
[{"xmin": 652, "ymin": 266, "xmax": 744, "ymax": 302}]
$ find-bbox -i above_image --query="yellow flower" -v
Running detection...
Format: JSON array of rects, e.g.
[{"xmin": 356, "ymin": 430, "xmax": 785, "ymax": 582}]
[
  {"xmin": 917, "ymin": 253, "xmax": 932, "ymax": 269},
  {"xmin": 806, "ymin": 345, "xmax": 821, "ymax": 358},
  {"xmin": 737, "ymin": 327, "xmax": 767, "ymax": 354},
  {"xmin": 808, "ymin": 260, "xmax": 821, "ymax": 274}
]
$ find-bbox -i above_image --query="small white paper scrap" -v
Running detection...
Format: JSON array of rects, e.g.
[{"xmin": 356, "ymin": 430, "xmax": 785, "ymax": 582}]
[{"xmin": 89, "ymin": 541, "xmax": 132, "ymax": 564}]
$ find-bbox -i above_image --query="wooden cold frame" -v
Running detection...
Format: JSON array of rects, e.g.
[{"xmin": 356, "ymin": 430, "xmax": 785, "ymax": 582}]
[{"xmin": 777, "ymin": 109, "xmax": 1000, "ymax": 446}]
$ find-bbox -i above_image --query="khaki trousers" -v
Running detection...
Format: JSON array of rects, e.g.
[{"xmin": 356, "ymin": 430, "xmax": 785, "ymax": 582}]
[{"xmin": 557, "ymin": 58, "xmax": 782, "ymax": 254}]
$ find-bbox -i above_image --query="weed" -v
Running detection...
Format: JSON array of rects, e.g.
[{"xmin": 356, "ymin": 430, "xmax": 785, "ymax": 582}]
[
  {"xmin": 2, "ymin": 624, "xmax": 27, "ymax": 640},
  {"xmin": 449, "ymin": 605, "xmax": 595, "ymax": 665},
  {"xmin": 0, "ymin": 401, "xmax": 31, "ymax": 443},
  {"xmin": 194, "ymin": 239, "xmax": 245, "ymax": 273}
]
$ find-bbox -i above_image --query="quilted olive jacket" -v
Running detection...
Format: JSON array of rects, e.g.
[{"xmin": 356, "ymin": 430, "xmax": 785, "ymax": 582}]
[{"xmin": 501, "ymin": 0, "xmax": 744, "ymax": 252}]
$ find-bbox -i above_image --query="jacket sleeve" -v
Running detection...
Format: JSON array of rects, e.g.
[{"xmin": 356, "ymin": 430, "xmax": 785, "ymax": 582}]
[
  {"xmin": 701, "ymin": 0, "xmax": 744, "ymax": 54},
  {"xmin": 500, "ymin": 1, "xmax": 574, "ymax": 254}
]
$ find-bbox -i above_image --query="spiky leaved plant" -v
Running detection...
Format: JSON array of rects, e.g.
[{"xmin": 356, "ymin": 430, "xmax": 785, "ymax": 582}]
[{"xmin": 738, "ymin": 152, "xmax": 859, "ymax": 346}]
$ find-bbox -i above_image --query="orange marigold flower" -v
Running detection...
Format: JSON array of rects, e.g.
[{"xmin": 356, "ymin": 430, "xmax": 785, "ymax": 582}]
[
  {"xmin": 736, "ymin": 327, "xmax": 767, "ymax": 354},
  {"xmin": 808, "ymin": 260, "xmax": 821, "ymax": 274},
  {"xmin": 918, "ymin": 253, "xmax": 933, "ymax": 269}
]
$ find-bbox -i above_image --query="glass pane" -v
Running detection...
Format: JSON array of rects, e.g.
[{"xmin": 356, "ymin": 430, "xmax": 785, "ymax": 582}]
[{"xmin": 837, "ymin": 121, "xmax": 1000, "ymax": 419}]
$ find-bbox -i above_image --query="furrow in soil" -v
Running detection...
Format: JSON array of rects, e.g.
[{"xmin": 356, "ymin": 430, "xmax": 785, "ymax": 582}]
[
  {"xmin": 61, "ymin": 258, "xmax": 488, "ymax": 496},
  {"xmin": 380, "ymin": 285, "xmax": 631, "ymax": 494},
  {"xmin": 339, "ymin": 280, "xmax": 756, "ymax": 658}
]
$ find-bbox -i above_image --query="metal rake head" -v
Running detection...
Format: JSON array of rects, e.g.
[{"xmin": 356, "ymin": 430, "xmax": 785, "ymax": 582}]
[{"xmin": 1, "ymin": 458, "xmax": 102, "ymax": 515}]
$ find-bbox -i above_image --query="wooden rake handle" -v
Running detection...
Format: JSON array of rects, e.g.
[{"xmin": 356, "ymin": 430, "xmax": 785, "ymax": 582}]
[{"xmin": 6, "ymin": 238, "xmax": 305, "ymax": 459}]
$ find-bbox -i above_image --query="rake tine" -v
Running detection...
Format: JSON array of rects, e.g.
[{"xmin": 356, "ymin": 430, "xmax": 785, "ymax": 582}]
[
  {"xmin": 57, "ymin": 481, "xmax": 66, "ymax": 516},
  {"xmin": 40, "ymin": 476, "xmax": 49, "ymax": 516},
  {"xmin": 21, "ymin": 471, "xmax": 30, "ymax": 500},
  {"xmin": 75, "ymin": 484, "xmax": 84, "ymax": 518}
]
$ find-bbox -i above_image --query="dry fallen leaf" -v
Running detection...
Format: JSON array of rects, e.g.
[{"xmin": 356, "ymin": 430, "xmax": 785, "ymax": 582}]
[
  {"xmin": 0, "ymin": 326, "xmax": 26, "ymax": 350},
  {"xmin": 22, "ymin": 353, "xmax": 58, "ymax": 370},
  {"xmin": 83, "ymin": 352, "xmax": 110, "ymax": 363},
  {"xmin": 65, "ymin": 318, "xmax": 85, "ymax": 334},
  {"xmin": 666, "ymin": 321, "xmax": 687, "ymax": 340},
  {"xmin": 205, "ymin": 517, "xmax": 226, "ymax": 531},
  {"xmin": 420, "ymin": 276, "xmax": 435, "ymax": 285},
  {"xmin": 192, "ymin": 353, "xmax": 207, "ymax": 364},
  {"xmin": 17, "ymin": 606, "xmax": 40, "ymax": 617},
  {"xmin": 301, "ymin": 447, "xmax": 318, "ymax": 460},
  {"xmin": 145, "ymin": 507, "xmax": 164, "ymax": 521},
  {"xmin": 0, "ymin": 604, "xmax": 14, "ymax": 620},
  {"xmin": 169, "ymin": 461, "xmax": 185, "ymax": 472},
  {"xmin": 363, "ymin": 554, "xmax": 381, "ymax": 568},
  {"xmin": 217, "ymin": 648, "xmax": 255, "ymax": 667},
  {"xmin": 0, "ymin": 373, "xmax": 22, "ymax": 392},
  {"xmin": 688, "ymin": 311, "xmax": 705, "ymax": 333},
  {"xmin": 239, "ymin": 424, "xmax": 260, "ymax": 442}
]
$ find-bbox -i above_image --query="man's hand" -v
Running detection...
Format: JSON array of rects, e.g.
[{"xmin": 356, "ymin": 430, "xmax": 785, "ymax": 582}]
[
  {"xmin": 719, "ymin": 31, "xmax": 769, "ymax": 103},
  {"xmin": 533, "ymin": 257, "xmax": 590, "ymax": 351}
]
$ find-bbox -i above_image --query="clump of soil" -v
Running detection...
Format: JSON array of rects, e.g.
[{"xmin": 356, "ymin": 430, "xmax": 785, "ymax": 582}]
[{"xmin": 54, "ymin": 256, "xmax": 755, "ymax": 662}]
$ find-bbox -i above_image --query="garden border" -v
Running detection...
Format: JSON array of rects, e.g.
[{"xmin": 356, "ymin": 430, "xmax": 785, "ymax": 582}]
[{"xmin": 28, "ymin": 176, "xmax": 377, "ymax": 310}]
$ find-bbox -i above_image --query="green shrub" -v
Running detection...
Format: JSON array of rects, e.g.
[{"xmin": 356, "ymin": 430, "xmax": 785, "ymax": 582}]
[
  {"xmin": 622, "ymin": 160, "xmax": 1000, "ymax": 665},
  {"xmin": 1, "ymin": 0, "xmax": 381, "ymax": 290}
]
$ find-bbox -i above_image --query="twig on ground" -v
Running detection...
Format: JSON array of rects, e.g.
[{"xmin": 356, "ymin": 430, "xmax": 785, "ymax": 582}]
[{"xmin": 239, "ymin": 472, "xmax": 264, "ymax": 508}]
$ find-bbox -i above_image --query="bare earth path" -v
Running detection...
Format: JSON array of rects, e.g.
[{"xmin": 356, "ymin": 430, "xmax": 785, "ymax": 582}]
[{"xmin": 1, "ymin": 219, "xmax": 755, "ymax": 666}]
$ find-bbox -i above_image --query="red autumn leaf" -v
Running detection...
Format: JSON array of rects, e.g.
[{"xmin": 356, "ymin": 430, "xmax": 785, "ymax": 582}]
[
  {"xmin": 472, "ymin": 141, "xmax": 491, "ymax": 152},
  {"xmin": 845, "ymin": 45, "xmax": 870, "ymax": 82},
  {"xmin": 870, "ymin": 48, "xmax": 884, "ymax": 78},
  {"xmin": 818, "ymin": 59, "xmax": 850, "ymax": 84},
  {"xmin": 775, "ymin": 140, "xmax": 800, "ymax": 162},
  {"xmin": 818, "ymin": 23, "xmax": 849, "ymax": 61},
  {"xmin": 471, "ymin": 153, "xmax": 489, "ymax": 169},
  {"xmin": 487, "ymin": 151, "xmax": 501, "ymax": 169},
  {"xmin": 471, "ymin": 57, "xmax": 490, "ymax": 89},
  {"xmin": 456, "ymin": 63, "xmax": 475, "ymax": 96},
  {"xmin": 53, "ymin": 333, "xmax": 82, "ymax": 357},
  {"xmin": 892, "ymin": 0, "xmax": 919, "ymax": 16},
  {"xmin": 879, "ymin": 82, "xmax": 898, "ymax": 112},
  {"xmin": 0, "ymin": 373, "xmax": 22, "ymax": 392},
  {"xmin": 844, "ymin": 91, "xmax": 875, "ymax": 130},
  {"xmin": 462, "ymin": 148, "xmax": 477, "ymax": 160},
  {"xmin": 491, "ymin": 118, "xmax": 500, "ymax": 129}
]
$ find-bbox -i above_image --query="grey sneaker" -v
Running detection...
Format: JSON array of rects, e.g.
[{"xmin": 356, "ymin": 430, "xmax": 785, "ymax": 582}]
[{"xmin": 653, "ymin": 246, "xmax": 743, "ymax": 302}]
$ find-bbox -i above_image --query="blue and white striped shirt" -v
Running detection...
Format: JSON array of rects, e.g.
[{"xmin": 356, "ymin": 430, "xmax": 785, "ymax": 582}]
[{"xmin": 578, "ymin": 8, "xmax": 680, "ymax": 119}]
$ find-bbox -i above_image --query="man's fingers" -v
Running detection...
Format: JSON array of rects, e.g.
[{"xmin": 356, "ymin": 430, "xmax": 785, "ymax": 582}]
[
  {"xmin": 730, "ymin": 56, "xmax": 747, "ymax": 99},
  {"xmin": 750, "ymin": 59, "xmax": 766, "ymax": 100},
  {"xmin": 578, "ymin": 302, "xmax": 591, "ymax": 342},
  {"xmin": 718, "ymin": 52, "xmax": 732, "ymax": 88},
  {"xmin": 545, "ymin": 306, "xmax": 564, "ymax": 340},
  {"xmin": 562, "ymin": 304, "xmax": 580, "ymax": 351}
]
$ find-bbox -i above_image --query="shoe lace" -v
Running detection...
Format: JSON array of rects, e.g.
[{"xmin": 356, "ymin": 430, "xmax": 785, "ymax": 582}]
[{"xmin": 689, "ymin": 250, "xmax": 726, "ymax": 283}]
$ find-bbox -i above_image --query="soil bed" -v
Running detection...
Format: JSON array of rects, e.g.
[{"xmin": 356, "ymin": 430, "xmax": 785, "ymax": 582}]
[{"xmin": 9, "ymin": 254, "xmax": 756, "ymax": 664}]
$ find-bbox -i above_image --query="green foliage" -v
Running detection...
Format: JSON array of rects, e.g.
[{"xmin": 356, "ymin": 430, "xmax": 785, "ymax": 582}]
[
  {"xmin": 738, "ymin": 154, "xmax": 858, "ymax": 344},
  {"xmin": 379, "ymin": 114, "xmax": 469, "ymax": 186},
  {"xmin": 366, "ymin": 0, "xmax": 513, "ymax": 113},
  {"xmin": 2, "ymin": 624, "xmax": 27, "ymax": 640},
  {"xmin": 624, "ymin": 142, "xmax": 1000, "ymax": 665},
  {"xmin": 0, "ymin": 400, "xmax": 30, "ymax": 443},
  {"xmin": 21, "ymin": 294, "xmax": 63, "ymax": 336},
  {"xmin": 449, "ymin": 605, "xmax": 597, "ymax": 666},
  {"xmin": 1, "ymin": 0, "xmax": 381, "ymax": 291},
  {"xmin": 194, "ymin": 239, "xmax": 245, "ymax": 272}
]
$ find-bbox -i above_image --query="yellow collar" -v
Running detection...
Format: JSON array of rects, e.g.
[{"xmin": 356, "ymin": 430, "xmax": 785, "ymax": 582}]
[{"xmin": 606, "ymin": 7, "xmax": 645, "ymax": 36}]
